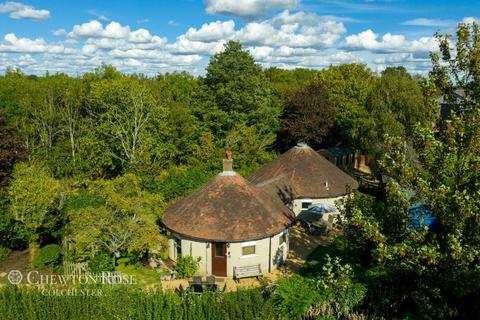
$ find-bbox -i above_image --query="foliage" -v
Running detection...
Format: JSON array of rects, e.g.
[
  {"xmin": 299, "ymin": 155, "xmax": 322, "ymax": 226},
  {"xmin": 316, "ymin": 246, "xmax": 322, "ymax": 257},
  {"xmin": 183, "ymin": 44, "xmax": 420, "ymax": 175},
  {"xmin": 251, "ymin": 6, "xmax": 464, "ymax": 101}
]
[
  {"xmin": 0, "ymin": 113, "xmax": 28, "ymax": 187},
  {"xmin": 280, "ymin": 81, "xmax": 335, "ymax": 149},
  {"xmin": 7, "ymin": 162, "xmax": 60, "ymax": 244},
  {"xmin": 32, "ymin": 244, "xmax": 62, "ymax": 268},
  {"xmin": 66, "ymin": 174, "xmax": 167, "ymax": 259},
  {"xmin": 315, "ymin": 255, "xmax": 367, "ymax": 318},
  {"xmin": 88, "ymin": 253, "xmax": 114, "ymax": 273},
  {"xmin": 0, "ymin": 246, "xmax": 11, "ymax": 261},
  {"xmin": 175, "ymin": 255, "xmax": 200, "ymax": 279},
  {"xmin": 300, "ymin": 236, "xmax": 348, "ymax": 277},
  {"xmin": 195, "ymin": 41, "xmax": 280, "ymax": 143},
  {"xmin": 0, "ymin": 286, "xmax": 276, "ymax": 320},
  {"xmin": 143, "ymin": 166, "xmax": 216, "ymax": 201},
  {"xmin": 272, "ymin": 275, "xmax": 320, "ymax": 319},
  {"xmin": 317, "ymin": 64, "xmax": 375, "ymax": 149},
  {"xmin": 225, "ymin": 124, "xmax": 276, "ymax": 174},
  {"xmin": 338, "ymin": 22, "xmax": 480, "ymax": 319}
]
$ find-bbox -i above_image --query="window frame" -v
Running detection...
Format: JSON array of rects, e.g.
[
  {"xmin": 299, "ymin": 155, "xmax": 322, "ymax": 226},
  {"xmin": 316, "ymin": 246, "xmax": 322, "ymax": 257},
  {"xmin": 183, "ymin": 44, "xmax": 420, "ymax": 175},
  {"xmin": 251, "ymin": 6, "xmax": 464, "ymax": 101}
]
[{"xmin": 241, "ymin": 241, "xmax": 257, "ymax": 257}]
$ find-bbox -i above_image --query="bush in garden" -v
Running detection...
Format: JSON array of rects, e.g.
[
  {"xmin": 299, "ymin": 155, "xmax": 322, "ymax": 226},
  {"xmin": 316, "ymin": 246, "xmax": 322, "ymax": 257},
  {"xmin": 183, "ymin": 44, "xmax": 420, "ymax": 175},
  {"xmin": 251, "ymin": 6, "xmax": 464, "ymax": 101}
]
[
  {"xmin": 88, "ymin": 253, "xmax": 114, "ymax": 273},
  {"xmin": 32, "ymin": 244, "xmax": 61, "ymax": 268},
  {"xmin": 272, "ymin": 275, "xmax": 320, "ymax": 319},
  {"xmin": 175, "ymin": 255, "xmax": 200, "ymax": 279}
]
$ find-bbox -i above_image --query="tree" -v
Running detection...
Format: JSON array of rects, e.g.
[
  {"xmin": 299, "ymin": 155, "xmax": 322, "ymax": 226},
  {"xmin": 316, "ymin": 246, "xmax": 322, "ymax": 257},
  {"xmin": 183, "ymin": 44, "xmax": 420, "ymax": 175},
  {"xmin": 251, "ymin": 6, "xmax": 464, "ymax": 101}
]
[
  {"xmin": 317, "ymin": 64, "xmax": 375, "ymax": 149},
  {"xmin": 87, "ymin": 78, "xmax": 170, "ymax": 172},
  {"xmin": 0, "ymin": 113, "xmax": 28, "ymax": 187},
  {"xmin": 7, "ymin": 162, "xmax": 59, "ymax": 249},
  {"xmin": 280, "ymin": 81, "xmax": 335, "ymax": 149},
  {"xmin": 58, "ymin": 77, "xmax": 83, "ymax": 168},
  {"xmin": 194, "ymin": 41, "xmax": 280, "ymax": 140},
  {"xmin": 340, "ymin": 22, "xmax": 480, "ymax": 319},
  {"xmin": 225, "ymin": 124, "xmax": 276, "ymax": 174},
  {"xmin": 67, "ymin": 174, "xmax": 167, "ymax": 259}
]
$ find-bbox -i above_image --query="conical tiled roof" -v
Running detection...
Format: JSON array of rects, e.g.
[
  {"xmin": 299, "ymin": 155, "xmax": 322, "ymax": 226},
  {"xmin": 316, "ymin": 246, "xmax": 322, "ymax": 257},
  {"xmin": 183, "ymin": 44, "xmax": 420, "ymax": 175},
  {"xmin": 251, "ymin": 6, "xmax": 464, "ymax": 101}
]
[
  {"xmin": 248, "ymin": 143, "xmax": 359, "ymax": 203},
  {"xmin": 162, "ymin": 172, "xmax": 293, "ymax": 242}
]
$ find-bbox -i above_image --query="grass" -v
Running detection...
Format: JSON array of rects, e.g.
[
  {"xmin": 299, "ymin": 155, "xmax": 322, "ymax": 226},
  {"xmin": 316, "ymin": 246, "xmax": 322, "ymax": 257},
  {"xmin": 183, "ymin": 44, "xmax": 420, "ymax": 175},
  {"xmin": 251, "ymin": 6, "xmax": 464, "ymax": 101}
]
[
  {"xmin": 115, "ymin": 263, "xmax": 161, "ymax": 285},
  {"xmin": 299, "ymin": 235, "xmax": 348, "ymax": 277}
]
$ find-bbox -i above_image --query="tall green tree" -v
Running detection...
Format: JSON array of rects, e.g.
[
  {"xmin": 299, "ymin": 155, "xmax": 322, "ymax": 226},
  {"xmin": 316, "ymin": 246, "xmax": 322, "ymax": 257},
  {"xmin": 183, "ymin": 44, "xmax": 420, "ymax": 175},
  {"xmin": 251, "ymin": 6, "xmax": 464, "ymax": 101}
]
[
  {"xmin": 194, "ymin": 41, "xmax": 280, "ymax": 140},
  {"xmin": 317, "ymin": 64, "xmax": 375, "ymax": 150}
]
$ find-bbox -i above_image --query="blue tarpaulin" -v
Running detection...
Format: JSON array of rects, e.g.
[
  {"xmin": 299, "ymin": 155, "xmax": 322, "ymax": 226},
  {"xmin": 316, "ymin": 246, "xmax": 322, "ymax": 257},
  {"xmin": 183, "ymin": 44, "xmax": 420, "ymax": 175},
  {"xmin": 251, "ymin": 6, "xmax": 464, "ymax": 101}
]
[{"xmin": 408, "ymin": 204, "xmax": 439, "ymax": 232}]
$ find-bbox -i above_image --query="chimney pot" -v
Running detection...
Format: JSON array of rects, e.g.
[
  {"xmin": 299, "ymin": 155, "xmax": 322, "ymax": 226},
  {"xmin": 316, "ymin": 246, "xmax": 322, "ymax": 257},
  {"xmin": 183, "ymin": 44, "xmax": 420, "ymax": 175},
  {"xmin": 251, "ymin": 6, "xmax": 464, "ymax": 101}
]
[{"xmin": 222, "ymin": 146, "xmax": 234, "ymax": 173}]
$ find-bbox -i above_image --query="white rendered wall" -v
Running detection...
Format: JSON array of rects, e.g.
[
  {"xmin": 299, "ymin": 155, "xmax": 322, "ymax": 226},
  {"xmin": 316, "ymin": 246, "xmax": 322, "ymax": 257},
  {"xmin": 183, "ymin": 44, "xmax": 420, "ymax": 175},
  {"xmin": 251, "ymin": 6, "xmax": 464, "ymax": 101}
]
[
  {"xmin": 168, "ymin": 230, "xmax": 289, "ymax": 277},
  {"xmin": 291, "ymin": 195, "xmax": 348, "ymax": 216}
]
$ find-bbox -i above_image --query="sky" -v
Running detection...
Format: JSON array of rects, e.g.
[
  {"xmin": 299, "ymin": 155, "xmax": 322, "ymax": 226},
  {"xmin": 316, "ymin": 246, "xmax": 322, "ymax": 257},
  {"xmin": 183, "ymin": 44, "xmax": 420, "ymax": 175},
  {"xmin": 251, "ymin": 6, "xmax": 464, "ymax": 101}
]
[{"xmin": 0, "ymin": 0, "xmax": 478, "ymax": 76}]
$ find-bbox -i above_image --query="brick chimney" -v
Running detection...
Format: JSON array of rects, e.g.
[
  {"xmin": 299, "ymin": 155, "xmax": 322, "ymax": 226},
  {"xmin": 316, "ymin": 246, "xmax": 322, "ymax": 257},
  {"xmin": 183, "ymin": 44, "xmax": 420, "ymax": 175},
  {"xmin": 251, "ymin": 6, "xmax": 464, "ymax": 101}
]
[{"xmin": 222, "ymin": 146, "xmax": 234, "ymax": 173}]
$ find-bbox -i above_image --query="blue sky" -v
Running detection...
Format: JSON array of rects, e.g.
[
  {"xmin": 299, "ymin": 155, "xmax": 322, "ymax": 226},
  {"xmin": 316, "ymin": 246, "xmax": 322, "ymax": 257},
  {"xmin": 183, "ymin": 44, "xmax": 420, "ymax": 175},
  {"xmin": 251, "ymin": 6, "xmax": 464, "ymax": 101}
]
[{"xmin": 0, "ymin": 0, "xmax": 478, "ymax": 75}]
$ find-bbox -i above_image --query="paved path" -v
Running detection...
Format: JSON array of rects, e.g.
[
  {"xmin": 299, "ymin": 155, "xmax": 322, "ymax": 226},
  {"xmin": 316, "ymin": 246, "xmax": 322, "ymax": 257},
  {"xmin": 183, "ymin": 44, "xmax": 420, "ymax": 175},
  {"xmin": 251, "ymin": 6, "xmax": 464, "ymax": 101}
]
[{"xmin": 284, "ymin": 222, "xmax": 330, "ymax": 273}]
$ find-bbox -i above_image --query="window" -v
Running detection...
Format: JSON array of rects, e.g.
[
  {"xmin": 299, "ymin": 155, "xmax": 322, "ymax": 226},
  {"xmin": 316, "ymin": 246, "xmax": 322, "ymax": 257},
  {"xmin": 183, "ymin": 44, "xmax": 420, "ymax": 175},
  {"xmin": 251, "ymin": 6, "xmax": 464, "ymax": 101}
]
[
  {"xmin": 242, "ymin": 245, "xmax": 256, "ymax": 256},
  {"xmin": 241, "ymin": 241, "xmax": 256, "ymax": 256},
  {"xmin": 279, "ymin": 232, "xmax": 287, "ymax": 246},
  {"xmin": 215, "ymin": 243, "xmax": 225, "ymax": 257},
  {"xmin": 301, "ymin": 202, "xmax": 311, "ymax": 210},
  {"xmin": 175, "ymin": 238, "xmax": 182, "ymax": 260}
]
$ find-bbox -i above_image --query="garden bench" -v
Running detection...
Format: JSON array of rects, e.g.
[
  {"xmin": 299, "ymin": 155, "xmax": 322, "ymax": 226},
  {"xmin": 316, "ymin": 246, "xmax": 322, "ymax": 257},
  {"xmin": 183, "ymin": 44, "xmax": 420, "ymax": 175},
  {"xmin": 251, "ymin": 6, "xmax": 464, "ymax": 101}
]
[{"xmin": 233, "ymin": 264, "xmax": 262, "ymax": 280}]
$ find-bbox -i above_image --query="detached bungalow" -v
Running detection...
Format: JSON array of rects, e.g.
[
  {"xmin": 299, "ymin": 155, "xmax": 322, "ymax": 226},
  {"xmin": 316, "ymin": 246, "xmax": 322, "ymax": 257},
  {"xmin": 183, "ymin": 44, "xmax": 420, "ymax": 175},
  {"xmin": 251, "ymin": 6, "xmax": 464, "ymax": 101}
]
[
  {"xmin": 248, "ymin": 142, "xmax": 359, "ymax": 216},
  {"xmin": 162, "ymin": 151, "xmax": 294, "ymax": 278}
]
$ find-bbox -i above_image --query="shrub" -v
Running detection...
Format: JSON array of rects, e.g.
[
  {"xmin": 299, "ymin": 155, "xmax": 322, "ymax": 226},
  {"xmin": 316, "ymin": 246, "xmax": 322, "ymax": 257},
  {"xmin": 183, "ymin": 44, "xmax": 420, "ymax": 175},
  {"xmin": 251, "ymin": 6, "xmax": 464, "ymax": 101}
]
[
  {"xmin": 272, "ymin": 275, "xmax": 320, "ymax": 319},
  {"xmin": 0, "ymin": 286, "xmax": 277, "ymax": 320},
  {"xmin": 175, "ymin": 255, "xmax": 200, "ymax": 279},
  {"xmin": 88, "ymin": 253, "xmax": 114, "ymax": 273},
  {"xmin": 0, "ymin": 246, "xmax": 11, "ymax": 261},
  {"xmin": 33, "ymin": 244, "xmax": 61, "ymax": 268}
]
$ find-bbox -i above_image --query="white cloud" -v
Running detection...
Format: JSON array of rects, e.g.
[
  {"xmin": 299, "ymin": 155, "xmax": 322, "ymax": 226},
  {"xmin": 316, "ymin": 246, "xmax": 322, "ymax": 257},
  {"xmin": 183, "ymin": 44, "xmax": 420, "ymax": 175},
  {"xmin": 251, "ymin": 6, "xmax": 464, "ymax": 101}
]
[
  {"xmin": 70, "ymin": 20, "xmax": 104, "ymax": 38},
  {"xmin": 185, "ymin": 20, "xmax": 235, "ymax": 42},
  {"xmin": 462, "ymin": 17, "xmax": 479, "ymax": 25},
  {"xmin": 168, "ymin": 35, "xmax": 226, "ymax": 55},
  {"xmin": 0, "ymin": 1, "xmax": 50, "ymax": 20},
  {"xmin": 52, "ymin": 29, "xmax": 67, "ymax": 36},
  {"xmin": 248, "ymin": 46, "xmax": 275, "ymax": 60},
  {"xmin": 0, "ymin": 11, "xmax": 444, "ymax": 77},
  {"xmin": 236, "ymin": 11, "xmax": 346, "ymax": 48},
  {"xmin": 343, "ymin": 29, "xmax": 437, "ymax": 53},
  {"xmin": 0, "ymin": 33, "xmax": 63, "ymax": 53},
  {"xmin": 128, "ymin": 28, "xmax": 153, "ymax": 43},
  {"xmin": 167, "ymin": 20, "xmax": 179, "ymax": 26},
  {"xmin": 205, "ymin": 0, "xmax": 298, "ymax": 19},
  {"xmin": 69, "ymin": 20, "xmax": 157, "ymax": 43},
  {"xmin": 402, "ymin": 18, "xmax": 454, "ymax": 27}
]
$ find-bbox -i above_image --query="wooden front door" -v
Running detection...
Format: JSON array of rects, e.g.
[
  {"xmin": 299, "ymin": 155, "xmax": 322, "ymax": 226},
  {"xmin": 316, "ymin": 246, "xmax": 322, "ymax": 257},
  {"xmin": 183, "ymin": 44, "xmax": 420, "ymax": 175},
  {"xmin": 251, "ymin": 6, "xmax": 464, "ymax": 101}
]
[{"xmin": 211, "ymin": 242, "xmax": 227, "ymax": 276}]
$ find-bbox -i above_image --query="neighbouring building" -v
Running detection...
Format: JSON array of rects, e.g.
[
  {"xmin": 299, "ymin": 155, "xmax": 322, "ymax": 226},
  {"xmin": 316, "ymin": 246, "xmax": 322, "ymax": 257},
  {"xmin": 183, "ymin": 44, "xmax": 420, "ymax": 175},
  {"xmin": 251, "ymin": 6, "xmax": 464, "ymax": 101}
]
[
  {"xmin": 248, "ymin": 142, "xmax": 359, "ymax": 217},
  {"xmin": 319, "ymin": 146, "xmax": 357, "ymax": 170},
  {"xmin": 162, "ymin": 150, "xmax": 294, "ymax": 277},
  {"xmin": 438, "ymin": 89, "xmax": 464, "ymax": 121}
]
